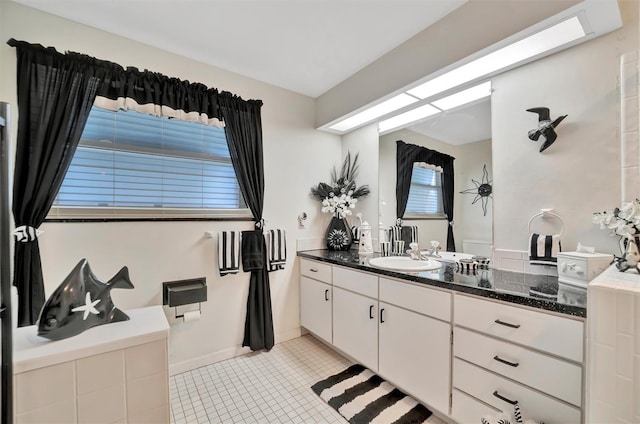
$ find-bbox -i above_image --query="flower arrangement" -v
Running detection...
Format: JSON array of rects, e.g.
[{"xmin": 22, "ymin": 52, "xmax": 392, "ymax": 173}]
[
  {"xmin": 592, "ymin": 199, "xmax": 640, "ymax": 240},
  {"xmin": 310, "ymin": 152, "xmax": 370, "ymax": 219}
]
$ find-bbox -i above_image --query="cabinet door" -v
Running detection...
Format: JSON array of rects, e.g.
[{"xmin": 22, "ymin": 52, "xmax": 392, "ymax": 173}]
[
  {"xmin": 300, "ymin": 276, "xmax": 332, "ymax": 343},
  {"xmin": 379, "ymin": 302, "xmax": 451, "ymax": 414},
  {"xmin": 333, "ymin": 287, "xmax": 378, "ymax": 371}
]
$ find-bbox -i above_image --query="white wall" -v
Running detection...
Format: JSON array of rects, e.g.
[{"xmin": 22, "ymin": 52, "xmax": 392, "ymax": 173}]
[
  {"xmin": 455, "ymin": 139, "xmax": 493, "ymax": 248},
  {"xmin": 0, "ymin": 2, "xmax": 342, "ymax": 373},
  {"xmin": 492, "ymin": 0, "xmax": 638, "ymax": 261},
  {"xmin": 342, "ymin": 123, "xmax": 379, "ymax": 239}
]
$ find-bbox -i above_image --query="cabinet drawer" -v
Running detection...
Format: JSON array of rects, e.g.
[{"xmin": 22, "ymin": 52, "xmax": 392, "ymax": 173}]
[
  {"xmin": 452, "ymin": 389, "xmax": 501, "ymax": 424},
  {"xmin": 453, "ymin": 358, "xmax": 581, "ymax": 423},
  {"xmin": 454, "ymin": 294, "xmax": 584, "ymax": 362},
  {"xmin": 300, "ymin": 259, "xmax": 332, "ymax": 283},
  {"xmin": 333, "ymin": 266, "xmax": 377, "ymax": 298},
  {"xmin": 379, "ymin": 278, "xmax": 451, "ymax": 322},
  {"xmin": 454, "ymin": 327, "xmax": 582, "ymax": 406}
]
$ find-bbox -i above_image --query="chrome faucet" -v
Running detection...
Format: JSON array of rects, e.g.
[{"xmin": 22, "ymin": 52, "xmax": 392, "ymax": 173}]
[
  {"xmin": 424, "ymin": 240, "xmax": 441, "ymax": 258},
  {"xmin": 406, "ymin": 242, "xmax": 421, "ymax": 260}
]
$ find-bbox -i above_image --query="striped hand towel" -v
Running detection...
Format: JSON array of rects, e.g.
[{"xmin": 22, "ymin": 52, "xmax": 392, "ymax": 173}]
[
  {"xmin": 388, "ymin": 226, "xmax": 419, "ymax": 246},
  {"xmin": 265, "ymin": 229, "xmax": 287, "ymax": 272},
  {"xmin": 529, "ymin": 233, "xmax": 561, "ymax": 265},
  {"xmin": 218, "ymin": 231, "xmax": 241, "ymax": 276}
]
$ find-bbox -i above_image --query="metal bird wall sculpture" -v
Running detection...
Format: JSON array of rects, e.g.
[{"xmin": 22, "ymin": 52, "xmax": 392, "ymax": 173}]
[{"xmin": 526, "ymin": 107, "xmax": 567, "ymax": 152}]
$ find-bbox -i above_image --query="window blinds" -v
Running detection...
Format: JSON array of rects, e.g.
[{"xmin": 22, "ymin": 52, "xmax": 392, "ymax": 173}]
[
  {"xmin": 405, "ymin": 165, "xmax": 443, "ymax": 215},
  {"xmin": 52, "ymin": 107, "xmax": 245, "ymax": 216}
]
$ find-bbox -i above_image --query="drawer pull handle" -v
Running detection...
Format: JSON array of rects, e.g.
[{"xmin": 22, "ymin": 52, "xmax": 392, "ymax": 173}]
[
  {"xmin": 309, "ymin": 268, "xmax": 318, "ymax": 272},
  {"xmin": 493, "ymin": 355, "xmax": 519, "ymax": 367},
  {"xmin": 324, "ymin": 289, "xmax": 329, "ymax": 301},
  {"xmin": 380, "ymin": 308, "xmax": 385, "ymax": 323},
  {"xmin": 493, "ymin": 390, "xmax": 518, "ymax": 405},
  {"xmin": 494, "ymin": 319, "xmax": 520, "ymax": 329},
  {"xmin": 369, "ymin": 305, "xmax": 374, "ymax": 319}
]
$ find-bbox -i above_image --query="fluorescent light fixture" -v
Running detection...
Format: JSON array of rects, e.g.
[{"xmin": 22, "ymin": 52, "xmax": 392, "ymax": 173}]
[
  {"xmin": 378, "ymin": 104, "xmax": 440, "ymax": 133},
  {"xmin": 407, "ymin": 16, "xmax": 585, "ymax": 99},
  {"xmin": 328, "ymin": 93, "xmax": 419, "ymax": 132},
  {"xmin": 431, "ymin": 81, "xmax": 492, "ymax": 110}
]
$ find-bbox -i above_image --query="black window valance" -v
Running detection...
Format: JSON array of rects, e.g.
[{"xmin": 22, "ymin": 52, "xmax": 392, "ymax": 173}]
[{"xmin": 7, "ymin": 38, "xmax": 263, "ymax": 127}]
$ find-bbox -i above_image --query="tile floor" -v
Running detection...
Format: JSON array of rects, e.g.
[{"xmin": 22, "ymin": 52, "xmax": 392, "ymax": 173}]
[
  {"xmin": 170, "ymin": 335, "xmax": 447, "ymax": 424},
  {"xmin": 169, "ymin": 335, "xmax": 352, "ymax": 423}
]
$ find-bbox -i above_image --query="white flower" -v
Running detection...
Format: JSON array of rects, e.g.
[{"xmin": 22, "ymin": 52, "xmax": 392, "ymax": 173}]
[
  {"xmin": 594, "ymin": 199, "xmax": 640, "ymax": 239},
  {"xmin": 319, "ymin": 192, "xmax": 359, "ymax": 218}
]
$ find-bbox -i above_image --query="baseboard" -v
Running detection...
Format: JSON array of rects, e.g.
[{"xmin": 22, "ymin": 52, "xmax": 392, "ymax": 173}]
[{"xmin": 169, "ymin": 326, "xmax": 303, "ymax": 375}]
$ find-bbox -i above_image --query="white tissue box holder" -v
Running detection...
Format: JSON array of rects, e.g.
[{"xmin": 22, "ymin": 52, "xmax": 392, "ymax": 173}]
[{"xmin": 556, "ymin": 252, "xmax": 613, "ymax": 287}]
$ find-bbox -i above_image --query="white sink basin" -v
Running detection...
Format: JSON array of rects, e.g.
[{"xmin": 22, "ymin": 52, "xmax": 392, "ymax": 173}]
[{"xmin": 368, "ymin": 256, "xmax": 442, "ymax": 272}]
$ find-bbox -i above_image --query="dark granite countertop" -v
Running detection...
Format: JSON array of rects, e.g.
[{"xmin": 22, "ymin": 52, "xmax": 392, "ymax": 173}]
[{"xmin": 297, "ymin": 249, "xmax": 587, "ymax": 318}]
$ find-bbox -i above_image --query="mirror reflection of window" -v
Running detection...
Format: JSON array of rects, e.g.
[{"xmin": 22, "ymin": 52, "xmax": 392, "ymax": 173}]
[{"xmin": 405, "ymin": 163, "xmax": 445, "ymax": 218}]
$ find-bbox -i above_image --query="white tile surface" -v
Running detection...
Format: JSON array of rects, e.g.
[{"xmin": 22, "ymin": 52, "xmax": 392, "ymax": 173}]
[
  {"xmin": 77, "ymin": 384, "xmax": 126, "ymax": 423},
  {"xmin": 170, "ymin": 335, "xmax": 448, "ymax": 424},
  {"xmin": 126, "ymin": 339, "xmax": 167, "ymax": 381},
  {"xmin": 76, "ymin": 349, "xmax": 124, "ymax": 395},
  {"xmin": 15, "ymin": 361, "xmax": 75, "ymax": 414},
  {"xmin": 170, "ymin": 335, "xmax": 351, "ymax": 424},
  {"xmin": 622, "ymin": 132, "xmax": 639, "ymax": 168}
]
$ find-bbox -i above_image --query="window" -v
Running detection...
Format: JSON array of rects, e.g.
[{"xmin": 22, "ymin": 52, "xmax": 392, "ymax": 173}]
[
  {"xmin": 404, "ymin": 163, "xmax": 445, "ymax": 218},
  {"xmin": 49, "ymin": 106, "xmax": 249, "ymax": 219}
]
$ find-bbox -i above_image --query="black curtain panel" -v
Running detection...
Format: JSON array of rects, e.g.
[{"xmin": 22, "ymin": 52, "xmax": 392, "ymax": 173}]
[
  {"xmin": 395, "ymin": 140, "xmax": 456, "ymax": 251},
  {"xmin": 219, "ymin": 94, "xmax": 274, "ymax": 351},
  {"xmin": 8, "ymin": 39, "xmax": 100, "ymax": 326}
]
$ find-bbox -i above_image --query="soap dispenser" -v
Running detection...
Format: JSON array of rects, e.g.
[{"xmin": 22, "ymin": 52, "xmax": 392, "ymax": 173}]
[{"xmin": 358, "ymin": 216, "xmax": 373, "ymax": 255}]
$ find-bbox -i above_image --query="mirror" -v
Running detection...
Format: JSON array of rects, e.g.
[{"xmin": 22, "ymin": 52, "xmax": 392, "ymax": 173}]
[{"xmin": 378, "ymin": 97, "xmax": 493, "ymax": 255}]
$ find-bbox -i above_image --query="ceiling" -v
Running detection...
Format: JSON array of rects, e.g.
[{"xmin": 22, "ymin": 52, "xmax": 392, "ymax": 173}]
[
  {"xmin": 408, "ymin": 99, "xmax": 492, "ymax": 145},
  {"xmin": 10, "ymin": 0, "xmax": 466, "ymax": 99},
  {"xmin": 10, "ymin": 0, "xmax": 618, "ymax": 145}
]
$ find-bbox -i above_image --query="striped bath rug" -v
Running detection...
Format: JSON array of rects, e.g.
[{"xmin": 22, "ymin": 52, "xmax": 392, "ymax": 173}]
[{"xmin": 311, "ymin": 364, "xmax": 433, "ymax": 424}]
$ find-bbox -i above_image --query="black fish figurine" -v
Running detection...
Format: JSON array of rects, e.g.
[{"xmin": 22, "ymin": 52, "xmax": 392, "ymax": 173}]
[
  {"xmin": 37, "ymin": 258, "xmax": 134, "ymax": 341},
  {"xmin": 526, "ymin": 107, "xmax": 567, "ymax": 152}
]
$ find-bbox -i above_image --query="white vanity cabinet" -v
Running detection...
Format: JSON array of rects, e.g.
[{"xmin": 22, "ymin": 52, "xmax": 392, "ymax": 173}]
[
  {"xmin": 378, "ymin": 278, "xmax": 452, "ymax": 414},
  {"xmin": 300, "ymin": 259, "xmax": 333, "ymax": 344},
  {"xmin": 451, "ymin": 294, "xmax": 585, "ymax": 424},
  {"xmin": 298, "ymin": 255, "xmax": 587, "ymax": 424},
  {"xmin": 332, "ymin": 266, "xmax": 379, "ymax": 372}
]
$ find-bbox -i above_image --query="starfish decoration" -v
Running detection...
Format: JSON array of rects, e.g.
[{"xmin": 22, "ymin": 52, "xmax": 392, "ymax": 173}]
[
  {"xmin": 460, "ymin": 164, "xmax": 493, "ymax": 216},
  {"xmin": 71, "ymin": 292, "xmax": 101, "ymax": 320}
]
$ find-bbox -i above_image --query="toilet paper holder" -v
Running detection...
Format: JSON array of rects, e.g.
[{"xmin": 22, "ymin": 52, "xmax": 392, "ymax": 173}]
[{"xmin": 162, "ymin": 277, "xmax": 207, "ymax": 319}]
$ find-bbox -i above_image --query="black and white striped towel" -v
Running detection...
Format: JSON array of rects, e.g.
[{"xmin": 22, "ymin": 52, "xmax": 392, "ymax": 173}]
[
  {"xmin": 311, "ymin": 364, "xmax": 433, "ymax": 424},
  {"xmin": 265, "ymin": 229, "xmax": 286, "ymax": 272},
  {"xmin": 529, "ymin": 233, "xmax": 561, "ymax": 265},
  {"xmin": 388, "ymin": 226, "xmax": 418, "ymax": 247},
  {"xmin": 218, "ymin": 231, "xmax": 241, "ymax": 276},
  {"xmin": 352, "ymin": 226, "xmax": 361, "ymax": 243}
]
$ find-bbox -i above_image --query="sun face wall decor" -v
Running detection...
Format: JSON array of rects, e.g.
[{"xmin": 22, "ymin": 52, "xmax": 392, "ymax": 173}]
[{"xmin": 460, "ymin": 164, "xmax": 493, "ymax": 216}]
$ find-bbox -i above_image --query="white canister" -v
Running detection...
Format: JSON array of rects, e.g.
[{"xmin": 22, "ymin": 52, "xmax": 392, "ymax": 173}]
[{"xmin": 359, "ymin": 220, "xmax": 373, "ymax": 255}]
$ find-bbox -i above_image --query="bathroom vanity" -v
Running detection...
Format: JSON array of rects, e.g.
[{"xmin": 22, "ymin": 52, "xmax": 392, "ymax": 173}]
[
  {"xmin": 12, "ymin": 306, "xmax": 170, "ymax": 423},
  {"xmin": 298, "ymin": 250, "xmax": 586, "ymax": 424}
]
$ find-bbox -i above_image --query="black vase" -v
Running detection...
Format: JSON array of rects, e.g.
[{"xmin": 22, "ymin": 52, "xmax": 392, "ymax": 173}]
[{"xmin": 326, "ymin": 216, "xmax": 353, "ymax": 251}]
